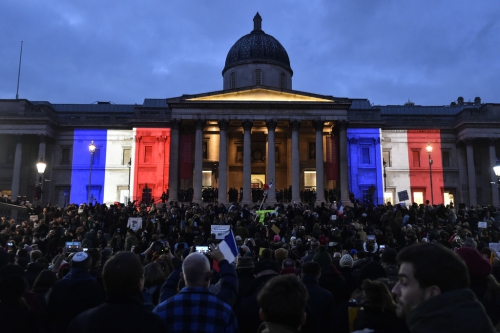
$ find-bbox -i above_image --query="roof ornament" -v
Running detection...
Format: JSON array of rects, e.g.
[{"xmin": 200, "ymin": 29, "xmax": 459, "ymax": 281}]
[{"xmin": 253, "ymin": 12, "xmax": 262, "ymax": 32}]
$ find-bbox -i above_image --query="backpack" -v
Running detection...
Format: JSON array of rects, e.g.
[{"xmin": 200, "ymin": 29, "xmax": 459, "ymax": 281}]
[{"xmin": 142, "ymin": 285, "xmax": 157, "ymax": 311}]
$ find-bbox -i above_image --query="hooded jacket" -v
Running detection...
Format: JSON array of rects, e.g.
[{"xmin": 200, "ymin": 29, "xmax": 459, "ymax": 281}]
[{"xmin": 406, "ymin": 288, "xmax": 495, "ymax": 333}]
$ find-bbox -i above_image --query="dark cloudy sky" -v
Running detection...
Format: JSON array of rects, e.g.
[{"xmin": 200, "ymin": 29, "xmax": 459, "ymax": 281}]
[{"xmin": 1, "ymin": 1, "xmax": 499, "ymax": 106}]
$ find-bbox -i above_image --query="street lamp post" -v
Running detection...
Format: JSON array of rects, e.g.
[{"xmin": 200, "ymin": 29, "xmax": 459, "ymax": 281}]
[
  {"xmin": 63, "ymin": 188, "xmax": 68, "ymax": 207},
  {"xmin": 36, "ymin": 158, "xmax": 46, "ymax": 204},
  {"xmin": 383, "ymin": 158, "xmax": 387, "ymax": 193},
  {"xmin": 127, "ymin": 158, "xmax": 131, "ymax": 204},
  {"xmin": 88, "ymin": 141, "xmax": 96, "ymax": 205},
  {"xmin": 426, "ymin": 142, "xmax": 434, "ymax": 205}
]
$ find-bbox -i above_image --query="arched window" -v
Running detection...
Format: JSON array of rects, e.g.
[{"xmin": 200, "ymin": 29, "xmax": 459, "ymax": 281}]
[
  {"xmin": 255, "ymin": 69, "xmax": 261, "ymax": 85},
  {"xmin": 230, "ymin": 72, "xmax": 235, "ymax": 89},
  {"xmin": 280, "ymin": 73, "xmax": 286, "ymax": 89}
]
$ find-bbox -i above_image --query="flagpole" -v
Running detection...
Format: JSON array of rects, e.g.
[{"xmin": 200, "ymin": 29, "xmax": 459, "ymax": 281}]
[{"xmin": 16, "ymin": 41, "xmax": 23, "ymax": 100}]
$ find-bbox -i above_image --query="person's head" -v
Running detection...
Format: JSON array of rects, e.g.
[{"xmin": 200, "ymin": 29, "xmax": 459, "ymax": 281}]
[
  {"xmin": 144, "ymin": 262, "xmax": 166, "ymax": 287},
  {"xmin": 301, "ymin": 261, "xmax": 321, "ymax": 278},
  {"xmin": 182, "ymin": 252, "xmax": 211, "ymax": 288},
  {"xmin": 392, "ymin": 243, "xmax": 469, "ymax": 318},
  {"xmin": 361, "ymin": 279, "xmax": 396, "ymax": 313},
  {"xmin": 102, "ymin": 251, "xmax": 144, "ymax": 294},
  {"xmin": 258, "ymin": 274, "xmax": 308, "ymax": 329},
  {"xmin": 30, "ymin": 249, "xmax": 43, "ymax": 263},
  {"xmin": 32, "ymin": 270, "xmax": 57, "ymax": 291},
  {"xmin": 70, "ymin": 252, "xmax": 93, "ymax": 270}
]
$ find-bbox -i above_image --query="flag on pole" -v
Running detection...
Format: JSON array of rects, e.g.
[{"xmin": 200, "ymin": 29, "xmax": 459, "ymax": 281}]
[
  {"xmin": 218, "ymin": 229, "xmax": 239, "ymax": 263},
  {"xmin": 337, "ymin": 201, "xmax": 343, "ymax": 215},
  {"xmin": 269, "ymin": 180, "xmax": 273, "ymax": 189}
]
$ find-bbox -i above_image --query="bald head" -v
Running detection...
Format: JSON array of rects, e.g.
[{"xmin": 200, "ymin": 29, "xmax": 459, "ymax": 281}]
[{"xmin": 182, "ymin": 253, "xmax": 211, "ymax": 287}]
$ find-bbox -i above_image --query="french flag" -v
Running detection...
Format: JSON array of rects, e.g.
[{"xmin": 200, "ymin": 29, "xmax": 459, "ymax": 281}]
[
  {"xmin": 337, "ymin": 201, "xmax": 343, "ymax": 215},
  {"xmin": 218, "ymin": 229, "xmax": 239, "ymax": 263}
]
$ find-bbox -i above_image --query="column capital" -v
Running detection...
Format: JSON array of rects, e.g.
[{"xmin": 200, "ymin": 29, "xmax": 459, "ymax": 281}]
[
  {"xmin": 289, "ymin": 119, "xmax": 301, "ymax": 131},
  {"xmin": 218, "ymin": 119, "xmax": 229, "ymax": 131},
  {"xmin": 194, "ymin": 119, "xmax": 206, "ymax": 130},
  {"xmin": 266, "ymin": 119, "xmax": 278, "ymax": 131},
  {"xmin": 312, "ymin": 120, "xmax": 324, "ymax": 132},
  {"xmin": 487, "ymin": 138, "xmax": 498, "ymax": 146},
  {"xmin": 337, "ymin": 120, "xmax": 348, "ymax": 131},
  {"xmin": 242, "ymin": 119, "xmax": 253, "ymax": 131},
  {"xmin": 464, "ymin": 137, "xmax": 475, "ymax": 146},
  {"xmin": 135, "ymin": 136, "xmax": 142, "ymax": 143},
  {"xmin": 171, "ymin": 119, "xmax": 182, "ymax": 130}
]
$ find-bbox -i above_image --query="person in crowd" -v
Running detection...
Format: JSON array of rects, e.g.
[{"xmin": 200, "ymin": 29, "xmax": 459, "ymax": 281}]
[
  {"xmin": 257, "ymin": 273, "xmax": 309, "ymax": 333},
  {"xmin": 47, "ymin": 251, "xmax": 104, "ymax": 333},
  {"xmin": 392, "ymin": 242, "xmax": 495, "ymax": 332},
  {"xmin": 68, "ymin": 251, "xmax": 167, "ymax": 333},
  {"xmin": 153, "ymin": 249, "xmax": 238, "ymax": 333}
]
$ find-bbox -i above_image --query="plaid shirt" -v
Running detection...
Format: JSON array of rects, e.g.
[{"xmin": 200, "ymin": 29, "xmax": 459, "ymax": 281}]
[{"xmin": 153, "ymin": 287, "xmax": 238, "ymax": 333}]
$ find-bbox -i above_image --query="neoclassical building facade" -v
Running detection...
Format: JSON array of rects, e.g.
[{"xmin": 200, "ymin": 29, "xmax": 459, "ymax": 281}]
[{"xmin": 0, "ymin": 13, "xmax": 499, "ymax": 208}]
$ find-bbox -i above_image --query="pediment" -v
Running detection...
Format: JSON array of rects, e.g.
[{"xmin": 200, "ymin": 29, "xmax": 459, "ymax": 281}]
[{"xmin": 186, "ymin": 88, "xmax": 334, "ymax": 102}]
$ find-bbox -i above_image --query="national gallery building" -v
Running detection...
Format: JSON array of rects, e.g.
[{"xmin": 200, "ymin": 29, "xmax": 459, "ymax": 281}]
[{"xmin": 1, "ymin": 14, "xmax": 499, "ymax": 208}]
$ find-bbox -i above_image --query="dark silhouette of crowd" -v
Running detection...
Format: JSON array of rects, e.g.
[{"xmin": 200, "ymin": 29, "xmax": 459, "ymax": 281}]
[{"xmin": 1, "ymin": 196, "xmax": 500, "ymax": 333}]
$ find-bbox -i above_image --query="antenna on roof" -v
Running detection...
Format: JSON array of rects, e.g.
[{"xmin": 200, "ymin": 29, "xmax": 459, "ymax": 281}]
[{"xmin": 15, "ymin": 41, "xmax": 23, "ymax": 100}]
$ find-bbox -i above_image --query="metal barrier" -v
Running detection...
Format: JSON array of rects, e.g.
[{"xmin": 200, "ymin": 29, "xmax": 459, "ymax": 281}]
[{"xmin": 0, "ymin": 202, "xmax": 29, "ymax": 224}]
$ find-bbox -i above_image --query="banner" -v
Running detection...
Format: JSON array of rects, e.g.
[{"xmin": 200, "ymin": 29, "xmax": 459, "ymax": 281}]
[
  {"xmin": 179, "ymin": 134, "xmax": 194, "ymax": 179},
  {"xmin": 211, "ymin": 225, "xmax": 231, "ymax": 239},
  {"xmin": 127, "ymin": 217, "xmax": 143, "ymax": 232},
  {"xmin": 255, "ymin": 210, "xmax": 276, "ymax": 224},
  {"xmin": 326, "ymin": 134, "xmax": 339, "ymax": 180}
]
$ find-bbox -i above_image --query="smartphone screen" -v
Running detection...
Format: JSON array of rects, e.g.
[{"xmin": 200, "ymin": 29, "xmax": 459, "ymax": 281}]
[
  {"xmin": 196, "ymin": 246, "xmax": 209, "ymax": 253},
  {"xmin": 83, "ymin": 248, "xmax": 89, "ymax": 252},
  {"xmin": 7, "ymin": 242, "xmax": 14, "ymax": 247},
  {"xmin": 66, "ymin": 241, "xmax": 81, "ymax": 252},
  {"xmin": 380, "ymin": 245, "xmax": 385, "ymax": 251}
]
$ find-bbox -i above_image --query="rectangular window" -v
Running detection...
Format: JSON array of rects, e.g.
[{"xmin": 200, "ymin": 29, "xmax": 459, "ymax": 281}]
[
  {"xmin": 412, "ymin": 151, "xmax": 420, "ymax": 167},
  {"xmin": 202, "ymin": 170, "xmax": 212, "ymax": 187},
  {"xmin": 123, "ymin": 148, "xmax": 131, "ymax": 165},
  {"xmin": 362, "ymin": 147, "xmax": 371, "ymax": 164},
  {"xmin": 62, "ymin": 148, "xmax": 71, "ymax": 165},
  {"xmin": 144, "ymin": 146, "xmax": 153, "ymax": 163},
  {"xmin": 304, "ymin": 171, "xmax": 316, "ymax": 189},
  {"xmin": 383, "ymin": 151, "xmax": 391, "ymax": 167},
  {"xmin": 443, "ymin": 191, "xmax": 454, "ymax": 206},
  {"xmin": 442, "ymin": 150, "xmax": 450, "ymax": 168},
  {"xmin": 413, "ymin": 191, "xmax": 424, "ymax": 204}
]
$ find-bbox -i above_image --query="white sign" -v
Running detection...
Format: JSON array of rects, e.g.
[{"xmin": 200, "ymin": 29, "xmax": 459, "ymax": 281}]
[
  {"xmin": 478, "ymin": 222, "xmax": 487, "ymax": 229},
  {"xmin": 29, "ymin": 215, "xmax": 38, "ymax": 222},
  {"xmin": 127, "ymin": 217, "xmax": 142, "ymax": 232},
  {"xmin": 211, "ymin": 225, "xmax": 231, "ymax": 239},
  {"xmin": 489, "ymin": 243, "xmax": 500, "ymax": 257}
]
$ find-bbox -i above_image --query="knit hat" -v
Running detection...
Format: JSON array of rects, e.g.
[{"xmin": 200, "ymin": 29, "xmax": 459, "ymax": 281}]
[
  {"xmin": 254, "ymin": 259, "xmax": 280, "ymax": 275},
  {"xmin": 313, "ymin": 246, "xmax": 332, "ymax": 268},
  {"xmin": 350, "ymin": 249, "xmax": 358, "ymax": 256},
  {"xmin": 275, "ymin": 248, "xmax": 289, "ymax": 262},
  {"xmin": 282, "ymin": 258, "xmax": 296, "ymax": 268},
  {"xmin": 339, "ymin": 254, "xmax": 354, "ymax": 268},
  {"xmin": 456, "ymin": 247, "xmax": 492, "ymax": 278},
  {"xmin": 236, "ymin": 256, "xmax": 255, "ymax": 269},
  {"xmin": 273, "ymin": 235, "xmax": 281, "ymax": 242}
]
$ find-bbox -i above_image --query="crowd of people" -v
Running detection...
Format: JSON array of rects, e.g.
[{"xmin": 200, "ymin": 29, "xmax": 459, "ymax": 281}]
[{"xmin": 1, "ymin": 197, "xmax": 500, "ymax": 332}]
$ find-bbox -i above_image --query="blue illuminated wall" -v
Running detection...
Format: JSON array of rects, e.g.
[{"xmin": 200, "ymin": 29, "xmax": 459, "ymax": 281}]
[
  {"xmin": 70, "ymin": 129, "xmax": 108, "ymax": 204},
  {"xmin": 347, "ymin": 128, "xmax": 384, "ymax": 205}
]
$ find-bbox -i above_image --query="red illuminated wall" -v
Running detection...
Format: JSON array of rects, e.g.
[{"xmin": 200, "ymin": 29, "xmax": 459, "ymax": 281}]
[
  {"xmin": 407, "ymin": 130, "xmax": 444, "ymax": 204},
  {"xmin": 134, "ymin": 128, "xmax": 171, "ymax": 203}
]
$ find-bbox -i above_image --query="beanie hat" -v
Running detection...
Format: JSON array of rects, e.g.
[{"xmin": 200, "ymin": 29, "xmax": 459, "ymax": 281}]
[
  {"xmin": 254, "ymin": 259, "xmax": 280, "ymax": 275},
  {"xmin": 350, "ymin": 249, "xmax": 358, "ymax": 256},
  {"xmin": 456, "ymin": 247, "xmax": 492, "ymax": 278},
  {"xmin": 339, "ymin": 254, "xmax": 354, "ymax": 268},
  {"xmin": 274, "ymin": 248, "xmax": 289, "ymax": 262},
  {"xmin": 273, "ymin": 235, "xmax": 281, "ymax": 242},
  {"xmin": 313, "ymin": 246, "xmax": 332, "ymax": 268}
]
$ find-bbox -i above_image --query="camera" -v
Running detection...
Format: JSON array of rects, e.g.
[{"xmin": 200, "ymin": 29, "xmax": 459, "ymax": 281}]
[{"xmin": 196, "ymin": 246, "xmax": 209, "ymax": 254}]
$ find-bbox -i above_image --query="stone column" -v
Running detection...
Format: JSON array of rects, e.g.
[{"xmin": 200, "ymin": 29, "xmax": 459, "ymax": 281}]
[
  {"xmin": 456, "ymin": 141, "xmax": 468, "ymax": 205},
  {"xmin": 266, "ymin": 119, "xmax": 277, "ymax": 205},
  {"xmin": 338, "ymin": 121, "xmax": 350, "ymax": 206},
  {"xmin": 218, "ymin": 120, "xmax": 229, "ymax": 204},
  {"xmin": 192, "ymin": 120, "xmax": 205, "ymax": 204},
  {"xmin": 465, "ymin": 138, "xmax": 477, "ymax": 206},
  {"xmin": 313, "ymin": 120, "xmax": 325, "ymax": 205},
  {"xmin": 489, "ymin": 139, "xmax": 499, "ymax": 207},
  {"xmin": 242, "ymin": 120, "xmax": 253, "ymax": 205},
  {"xmin": 168, "ymin": 119, "xmax": 181, "ymax": 202},
  {"xmin": 290, "ymin": 120, "xmax": 301, "ymax": 203},
  {"xmin": 11, "ymin": 137, "xmax": 23, "ymax": 199}
]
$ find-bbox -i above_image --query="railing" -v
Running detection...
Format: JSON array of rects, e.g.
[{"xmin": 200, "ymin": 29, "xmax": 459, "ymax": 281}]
[{"xmin": 0, "ymin": 202, "xmax": 29, "ymax": 224}]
